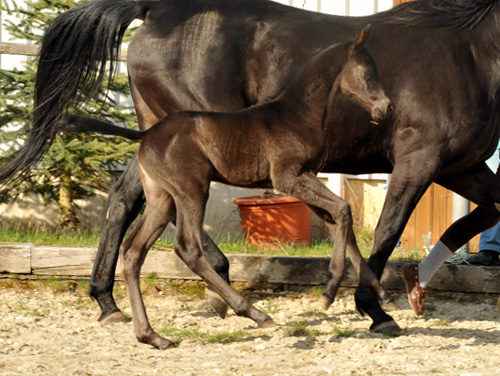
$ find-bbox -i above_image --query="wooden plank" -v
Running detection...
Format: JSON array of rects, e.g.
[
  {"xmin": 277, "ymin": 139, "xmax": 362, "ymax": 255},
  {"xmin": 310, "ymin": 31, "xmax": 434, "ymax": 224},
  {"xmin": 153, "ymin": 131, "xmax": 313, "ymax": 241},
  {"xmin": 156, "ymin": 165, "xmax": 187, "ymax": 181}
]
[
  {"xmin": 0, "ymin": 42, "xmax": 128, "ymax": 61},
  {"xmin": 0, "ymin": 242, "xmax": 32, "ymax": 274},
  {"xmin": 32, "ymin": 246, "xmax": 97, "ymax": 276},
  {"xmin": 2, "ymin": 244, "xmax": 500, "ymax": 293},
  {"xmin": 0, "ymin": 42, "xmax": 38, "ymax": 56}
]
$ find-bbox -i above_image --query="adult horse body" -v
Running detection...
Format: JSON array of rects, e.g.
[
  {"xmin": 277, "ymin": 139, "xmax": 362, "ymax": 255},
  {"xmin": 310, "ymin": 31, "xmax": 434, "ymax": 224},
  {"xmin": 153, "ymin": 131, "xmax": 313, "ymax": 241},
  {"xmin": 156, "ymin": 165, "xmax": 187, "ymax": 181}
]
[{"xmin": 2, "ymin": 0, "xmax": 500, "ymax": 333}]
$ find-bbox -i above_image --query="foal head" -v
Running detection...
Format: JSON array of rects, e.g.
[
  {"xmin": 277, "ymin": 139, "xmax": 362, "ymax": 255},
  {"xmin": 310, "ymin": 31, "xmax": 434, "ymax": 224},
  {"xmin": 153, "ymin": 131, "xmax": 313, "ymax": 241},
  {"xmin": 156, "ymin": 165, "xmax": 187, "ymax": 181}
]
[{"xmin": 335, "ymin": 25, "xmax": 393, "ymax": 123}]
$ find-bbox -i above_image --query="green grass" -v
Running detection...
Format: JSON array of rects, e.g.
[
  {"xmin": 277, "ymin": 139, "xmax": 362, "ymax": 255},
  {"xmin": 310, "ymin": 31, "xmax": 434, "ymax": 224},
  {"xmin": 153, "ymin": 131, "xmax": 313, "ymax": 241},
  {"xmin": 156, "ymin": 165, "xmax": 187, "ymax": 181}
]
[
  {"xmin": 159, "ymin": 326, "xmax": 250, "ymax": 345},
  {"xmin": 0, "ymin": 225, "xmax": 426, "ymax": 261},
  {"xmin": 0, "ymin": 226, "xmax": 101, "ymax": 248}
]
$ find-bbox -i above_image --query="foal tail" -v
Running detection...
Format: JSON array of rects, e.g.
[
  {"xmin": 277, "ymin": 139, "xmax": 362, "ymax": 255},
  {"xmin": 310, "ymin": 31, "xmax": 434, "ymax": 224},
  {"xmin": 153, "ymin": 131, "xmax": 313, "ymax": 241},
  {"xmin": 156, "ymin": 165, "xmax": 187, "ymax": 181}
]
[
  {"xmin": 0, "ymin": 0, "xmax": 148, "ymax": 185},
  {"xmin": 57, "ymin": 115, "xmax": 143, "ymax": 142}
]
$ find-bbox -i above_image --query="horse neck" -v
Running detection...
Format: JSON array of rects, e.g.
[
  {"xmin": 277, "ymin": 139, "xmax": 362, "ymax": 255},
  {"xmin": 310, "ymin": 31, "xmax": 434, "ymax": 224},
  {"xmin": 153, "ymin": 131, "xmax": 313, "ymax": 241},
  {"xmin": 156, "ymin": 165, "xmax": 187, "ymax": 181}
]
[{"xmin": 274, "ymin": 45, "xmax": 348, "ymax": 128}]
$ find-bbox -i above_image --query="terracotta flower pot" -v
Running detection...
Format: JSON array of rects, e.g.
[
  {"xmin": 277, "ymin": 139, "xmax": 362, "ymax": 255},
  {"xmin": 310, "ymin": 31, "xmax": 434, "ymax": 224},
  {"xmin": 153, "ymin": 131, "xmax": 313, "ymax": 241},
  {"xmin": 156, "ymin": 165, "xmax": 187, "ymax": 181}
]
[{"xmin": 233, "ymin": 194, "xmax": 311, "ymax": 249}]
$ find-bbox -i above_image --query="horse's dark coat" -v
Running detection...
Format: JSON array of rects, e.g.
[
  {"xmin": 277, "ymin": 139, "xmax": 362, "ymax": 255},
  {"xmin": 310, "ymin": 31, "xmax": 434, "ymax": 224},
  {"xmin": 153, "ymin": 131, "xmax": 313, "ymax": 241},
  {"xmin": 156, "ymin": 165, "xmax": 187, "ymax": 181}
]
[
  {"xmin": 2, "ymin": 0, "xmax": 500, "ymax": 332},
  {"xmin": 58, "ymin": 31, "xmax": 393, "ymax": 348}
]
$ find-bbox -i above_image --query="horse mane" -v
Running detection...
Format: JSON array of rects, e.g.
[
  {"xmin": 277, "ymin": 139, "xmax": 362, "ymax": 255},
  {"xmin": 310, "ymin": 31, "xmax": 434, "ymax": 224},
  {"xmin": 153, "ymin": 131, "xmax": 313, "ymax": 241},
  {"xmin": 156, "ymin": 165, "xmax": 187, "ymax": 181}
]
[{"xmin": 386, "ymin": 0, "xmax": 497, "ymax": 30}]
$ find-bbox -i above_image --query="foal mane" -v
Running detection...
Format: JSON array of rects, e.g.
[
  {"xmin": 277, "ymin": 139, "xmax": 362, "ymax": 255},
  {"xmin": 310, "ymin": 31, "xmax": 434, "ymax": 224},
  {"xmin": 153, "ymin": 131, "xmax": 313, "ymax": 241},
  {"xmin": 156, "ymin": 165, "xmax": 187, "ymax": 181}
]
[{"xmin": 386, "ymin": 0, "xmax": 497, "ymax": 30}]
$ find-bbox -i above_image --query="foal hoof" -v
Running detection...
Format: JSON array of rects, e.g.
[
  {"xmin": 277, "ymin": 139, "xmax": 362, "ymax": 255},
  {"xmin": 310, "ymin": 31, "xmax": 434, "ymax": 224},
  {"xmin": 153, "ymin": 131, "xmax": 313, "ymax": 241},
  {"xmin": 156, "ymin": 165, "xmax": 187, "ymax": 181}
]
[
  {"xmin": 205, "ymin": 288, "xmax": 228, "ymax": 319},
  {"xmin": 370, "ymin": 320, "xmax": 401, "ymax": 335},
  {"xmin": 258, "ymin": 318, "xmax": 277, "ymax": 329},
  {"xmin": 320, "ymin": 293, "xmax": 334, "ymax": 311},
  {"xmin": 142, "ymin": 336, "xmax": 175, "ymax": 350},
  {"xmin": 99, "ymin": 310, "xmax": 131, "ymax": 325}
]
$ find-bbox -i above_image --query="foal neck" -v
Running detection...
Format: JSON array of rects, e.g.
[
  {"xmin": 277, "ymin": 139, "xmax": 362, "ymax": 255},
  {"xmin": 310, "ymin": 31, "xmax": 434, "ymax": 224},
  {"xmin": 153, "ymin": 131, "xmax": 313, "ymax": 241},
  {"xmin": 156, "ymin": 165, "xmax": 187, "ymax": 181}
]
[{"xmin": 275, "ymin": 42, "xmax": 350, "ymax": 126}]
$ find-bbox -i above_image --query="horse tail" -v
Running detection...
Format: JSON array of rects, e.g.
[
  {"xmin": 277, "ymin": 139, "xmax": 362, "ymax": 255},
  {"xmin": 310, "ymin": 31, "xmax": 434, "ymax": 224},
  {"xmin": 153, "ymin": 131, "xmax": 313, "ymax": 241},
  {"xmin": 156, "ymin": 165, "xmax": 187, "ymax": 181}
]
[
  {"xmin": 0, "ymin": 0, "xmax": 147, "ymax": 185},
  {"xmin": 57, "ymin": 115, "xmax": 143, "ymax": 142}
]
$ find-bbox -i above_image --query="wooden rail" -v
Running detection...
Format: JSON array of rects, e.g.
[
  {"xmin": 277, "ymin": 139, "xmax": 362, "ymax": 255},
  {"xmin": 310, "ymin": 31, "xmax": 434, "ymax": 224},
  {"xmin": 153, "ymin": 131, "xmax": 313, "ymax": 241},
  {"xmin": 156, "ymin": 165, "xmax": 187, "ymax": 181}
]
[
  {"xmin": 2, "ymin": 242, "xmax": 500, "ymax": 293},
  {"xmin": 0, "ymin": 42, "xmax": 128, "ymax": 61}
]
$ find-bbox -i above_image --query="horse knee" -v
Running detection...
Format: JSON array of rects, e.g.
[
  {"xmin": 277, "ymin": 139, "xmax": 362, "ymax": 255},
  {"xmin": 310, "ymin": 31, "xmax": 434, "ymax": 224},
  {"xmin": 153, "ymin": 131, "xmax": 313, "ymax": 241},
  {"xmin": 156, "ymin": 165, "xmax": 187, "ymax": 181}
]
[{"xmin": 336, "ymin": 201, "xmax": 353, "ymax": 229}]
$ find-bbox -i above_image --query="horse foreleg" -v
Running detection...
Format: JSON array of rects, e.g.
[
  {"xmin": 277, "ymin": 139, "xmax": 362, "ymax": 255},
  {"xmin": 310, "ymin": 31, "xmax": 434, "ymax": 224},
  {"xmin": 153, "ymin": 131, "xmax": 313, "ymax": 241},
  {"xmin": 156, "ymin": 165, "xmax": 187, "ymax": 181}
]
[
  {"xmin": 437, "ymin": 162, "xmax": 500, "ymax": 250},
  {"xmin": 201, "ymin": 233, "xmax": 230, "ymax": 318},
  {"xmin": 90, "ymin": 155, "xmax": 145, "ymax": 323},
  {"xmin": 354, "ymin": 158, "xmax": 438, "ymax": 333},
  {"xmin": 273, "ymin": 171, "xmax": 393, "ymax": 310}
]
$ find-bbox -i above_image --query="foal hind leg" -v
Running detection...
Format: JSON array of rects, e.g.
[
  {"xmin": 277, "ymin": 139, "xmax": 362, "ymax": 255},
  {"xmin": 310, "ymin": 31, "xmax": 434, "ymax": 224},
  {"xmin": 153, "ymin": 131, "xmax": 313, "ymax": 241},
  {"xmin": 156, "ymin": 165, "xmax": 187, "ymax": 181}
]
[
  {"xmin": 273, "ymin": 171, "xmax": 393, "ymax": 308},
  {"xmin": 89, "ymin": 154, "xmax": 230, "ymax": 322},
  {"xmin": 120, "ymin": 188, "xmax": 177, "ymax": 349},
  {"xmin": 173, "ymin": 190, "xmax": 274, "ymax": 328}
]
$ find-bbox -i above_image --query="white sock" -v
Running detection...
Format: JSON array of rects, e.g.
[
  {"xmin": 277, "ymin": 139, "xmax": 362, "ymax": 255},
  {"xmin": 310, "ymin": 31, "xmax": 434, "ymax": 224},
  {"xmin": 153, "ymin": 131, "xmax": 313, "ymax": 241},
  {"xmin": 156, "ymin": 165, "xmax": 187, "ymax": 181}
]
[{"xmin": 418, "ymin": 240, "xmax": 453, "ymax": 288}]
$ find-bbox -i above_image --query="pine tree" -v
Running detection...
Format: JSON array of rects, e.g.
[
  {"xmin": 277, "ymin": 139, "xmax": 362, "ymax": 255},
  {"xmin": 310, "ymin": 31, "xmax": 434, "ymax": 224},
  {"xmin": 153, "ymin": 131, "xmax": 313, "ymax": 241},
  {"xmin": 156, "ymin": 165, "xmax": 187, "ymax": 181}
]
[{"xmin": 0, "ymin": 0, "xmax": 138, "ymax": 228}]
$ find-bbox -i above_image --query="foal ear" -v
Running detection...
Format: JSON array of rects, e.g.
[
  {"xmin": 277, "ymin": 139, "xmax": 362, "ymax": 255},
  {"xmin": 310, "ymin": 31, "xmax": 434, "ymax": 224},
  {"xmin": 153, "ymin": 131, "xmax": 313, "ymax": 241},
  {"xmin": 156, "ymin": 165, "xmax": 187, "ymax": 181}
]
[{"xmin": 355, "ymin": 24, "xmax": 371, "ymax": 47}]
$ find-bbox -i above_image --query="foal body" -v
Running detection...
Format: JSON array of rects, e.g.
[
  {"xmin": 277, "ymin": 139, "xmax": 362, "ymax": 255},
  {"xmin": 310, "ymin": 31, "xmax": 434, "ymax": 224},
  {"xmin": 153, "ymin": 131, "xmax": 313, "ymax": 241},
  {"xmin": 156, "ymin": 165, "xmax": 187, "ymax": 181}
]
[{"xmin": 60, "ymin": 27, "xmax": 392, "ymax": 349}]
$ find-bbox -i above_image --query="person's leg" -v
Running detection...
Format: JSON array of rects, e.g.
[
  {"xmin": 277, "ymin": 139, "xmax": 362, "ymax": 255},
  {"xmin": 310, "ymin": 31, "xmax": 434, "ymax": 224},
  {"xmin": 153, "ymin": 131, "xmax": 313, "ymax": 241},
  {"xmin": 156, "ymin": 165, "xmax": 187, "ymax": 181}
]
[{"xmin": 470, "ymin": 222, "xmax": 500, "ymax": 265}]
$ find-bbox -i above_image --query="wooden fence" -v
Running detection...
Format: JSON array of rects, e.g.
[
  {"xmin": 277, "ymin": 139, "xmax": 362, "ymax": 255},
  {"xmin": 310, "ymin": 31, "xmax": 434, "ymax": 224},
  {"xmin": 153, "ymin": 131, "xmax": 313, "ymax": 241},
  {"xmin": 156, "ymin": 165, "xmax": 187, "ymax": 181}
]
[{"xmin": 1, "ymin": 242, "xmax": 500, "ymax": 293}]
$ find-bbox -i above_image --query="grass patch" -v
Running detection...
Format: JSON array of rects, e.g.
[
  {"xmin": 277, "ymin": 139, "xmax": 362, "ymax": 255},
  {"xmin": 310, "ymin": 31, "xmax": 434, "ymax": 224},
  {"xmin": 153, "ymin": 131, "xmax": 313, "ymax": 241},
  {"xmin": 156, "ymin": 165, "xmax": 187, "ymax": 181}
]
[
  {"xmin": 427, "ymin": 317, "xmax": 450, "ymax": 327},
  {"xmin": 159, "ymin": 326, "xmax": 250, "ymax": 345},
  {"xmin": 0, "ymin": 226, "xmax": 101, "ymax": 248},
  {"xmin": 332, "ymin": 327, "xmax": 355, "ymax": 338},
  {"xmin": 283, "ymin": 320, "xmax": 321, "ymax": 337},
  {"xmin": 0, "ymin": 225, "xmax": 426, "ymax": 261}
]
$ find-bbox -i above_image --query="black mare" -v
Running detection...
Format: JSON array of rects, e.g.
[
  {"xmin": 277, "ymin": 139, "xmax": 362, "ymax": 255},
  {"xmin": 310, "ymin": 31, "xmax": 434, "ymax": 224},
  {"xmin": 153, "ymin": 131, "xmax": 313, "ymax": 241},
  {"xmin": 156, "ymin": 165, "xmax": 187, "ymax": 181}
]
[{"xmin": 2, "ymin": 0, "xmax": 500, "ymax": 334}]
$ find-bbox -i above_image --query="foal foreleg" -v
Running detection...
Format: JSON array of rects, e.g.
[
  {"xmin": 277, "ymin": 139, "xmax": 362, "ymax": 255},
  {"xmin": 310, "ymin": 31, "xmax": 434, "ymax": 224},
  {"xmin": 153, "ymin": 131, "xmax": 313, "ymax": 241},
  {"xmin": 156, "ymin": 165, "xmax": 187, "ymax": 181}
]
[{"xmin": 274, "ymin": 171, "xmax": 393, "ymax": 308}]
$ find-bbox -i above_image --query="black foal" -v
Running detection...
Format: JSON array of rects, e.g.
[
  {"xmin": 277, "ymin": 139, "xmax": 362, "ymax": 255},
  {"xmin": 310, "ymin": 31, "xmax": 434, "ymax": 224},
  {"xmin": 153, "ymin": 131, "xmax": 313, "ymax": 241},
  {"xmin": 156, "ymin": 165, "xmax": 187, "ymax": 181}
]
[{"xmin": 58, "ymin": 25, "xmax": 393, "ymax": 349}]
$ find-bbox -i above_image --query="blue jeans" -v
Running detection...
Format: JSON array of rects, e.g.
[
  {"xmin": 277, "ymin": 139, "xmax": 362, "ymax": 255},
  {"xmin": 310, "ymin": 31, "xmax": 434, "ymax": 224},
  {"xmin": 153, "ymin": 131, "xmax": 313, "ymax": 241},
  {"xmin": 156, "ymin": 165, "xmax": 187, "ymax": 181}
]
[{"xmin": 479, "ymin": 150, "xmax": 500, "ymax": 253}]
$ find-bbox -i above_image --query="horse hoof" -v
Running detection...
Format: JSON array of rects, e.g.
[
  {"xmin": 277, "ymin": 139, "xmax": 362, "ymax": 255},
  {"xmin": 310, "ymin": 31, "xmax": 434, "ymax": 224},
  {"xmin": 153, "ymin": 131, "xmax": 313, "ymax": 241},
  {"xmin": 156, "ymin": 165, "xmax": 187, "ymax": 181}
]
[
  {"xmin": 259, "ymin": 318, "xmax": 277, "ymax": 329},
  {"xmin": 205, "ymin": 288, "xmax": 228, "ymax": 319},
  {"xmin": 155, "ymin": 338, "xmax": 176, "ymax": 350},
  {"xmin": 370, "ymin": 320, "xmax": 401, "ymax": 334},
  {"xmin": 320, "ymin": 293, "xmax": 333, "ymax": 310},
  {"xmin": 141, "ymin": 336, "xmax": 175, "ymax": 350},
  {"xmin": 99, "ymin": 310, "xmax": 131, "ymax": 324}
]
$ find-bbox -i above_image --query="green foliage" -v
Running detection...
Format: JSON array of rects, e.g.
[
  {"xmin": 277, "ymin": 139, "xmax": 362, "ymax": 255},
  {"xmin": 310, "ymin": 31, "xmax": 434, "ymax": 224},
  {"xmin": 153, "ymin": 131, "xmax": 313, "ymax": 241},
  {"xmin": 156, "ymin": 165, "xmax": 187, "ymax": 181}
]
[
  {"xmin": 0, "ymin": 0, "xmax": 138, "ymax": 226},
  {"xmin": 159, "ymin": 326, "xmax": 250, "ymax": 345}
]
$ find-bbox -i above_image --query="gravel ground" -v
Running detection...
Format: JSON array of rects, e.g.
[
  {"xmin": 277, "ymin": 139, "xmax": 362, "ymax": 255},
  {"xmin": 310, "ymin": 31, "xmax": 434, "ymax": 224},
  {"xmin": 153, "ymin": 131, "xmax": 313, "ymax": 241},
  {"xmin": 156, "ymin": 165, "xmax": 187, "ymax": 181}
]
[{"xmin": 1, "ymin": 278, "xmax": 500, "ymax": 376}]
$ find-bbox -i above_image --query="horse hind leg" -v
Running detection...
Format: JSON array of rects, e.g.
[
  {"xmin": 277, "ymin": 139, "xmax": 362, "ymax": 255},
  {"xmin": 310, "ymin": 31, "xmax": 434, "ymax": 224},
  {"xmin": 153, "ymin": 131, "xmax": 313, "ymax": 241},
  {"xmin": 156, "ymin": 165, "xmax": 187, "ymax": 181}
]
[
  {"xmin": 120, "ymin": 186, "xmax": 177, "ymax": 349},
  {"xmin": 173, "ymin": 191, "xmax": 274, "ymax": 328},
  {"xmin": 89, "ymin": 154, "xmax": 145, "ymax": 324}
]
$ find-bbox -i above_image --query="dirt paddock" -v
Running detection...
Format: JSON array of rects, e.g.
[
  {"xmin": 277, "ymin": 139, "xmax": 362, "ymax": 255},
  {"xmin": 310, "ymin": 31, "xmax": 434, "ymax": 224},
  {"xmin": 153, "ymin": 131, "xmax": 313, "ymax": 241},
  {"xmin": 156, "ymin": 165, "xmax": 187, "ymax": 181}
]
[{"xmin": 1, "ymin": 278, "xmax": 500, "ymax": 376}]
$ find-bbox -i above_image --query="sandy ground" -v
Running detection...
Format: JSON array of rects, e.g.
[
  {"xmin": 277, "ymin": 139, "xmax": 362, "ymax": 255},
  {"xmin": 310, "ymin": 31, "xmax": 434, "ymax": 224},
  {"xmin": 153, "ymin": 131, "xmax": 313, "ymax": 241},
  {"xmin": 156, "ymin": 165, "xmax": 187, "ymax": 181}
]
[{"xmin": 1, "ymin": 279, "xmax": 500, "ymax": 376}]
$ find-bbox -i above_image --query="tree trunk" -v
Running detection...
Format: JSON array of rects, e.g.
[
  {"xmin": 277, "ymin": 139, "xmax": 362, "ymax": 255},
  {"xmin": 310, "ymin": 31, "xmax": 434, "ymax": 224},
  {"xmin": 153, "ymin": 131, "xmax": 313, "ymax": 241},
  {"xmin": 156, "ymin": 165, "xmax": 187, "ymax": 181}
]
[{"xmin": 59, "ymin": 172, "xmax": 79, "ymax": 229}]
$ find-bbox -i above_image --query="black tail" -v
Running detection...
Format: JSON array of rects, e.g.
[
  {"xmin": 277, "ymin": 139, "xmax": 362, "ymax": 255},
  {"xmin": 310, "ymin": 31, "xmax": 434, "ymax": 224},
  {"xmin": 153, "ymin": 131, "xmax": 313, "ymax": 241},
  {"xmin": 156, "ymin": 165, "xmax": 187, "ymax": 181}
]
[
  {"xmin": 0, "ymin": 0, "xmax": 147, "ymax": 185},
  {"xmin": 57, "ymin": 115, "xmax": 143, "ymax": 141}
]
